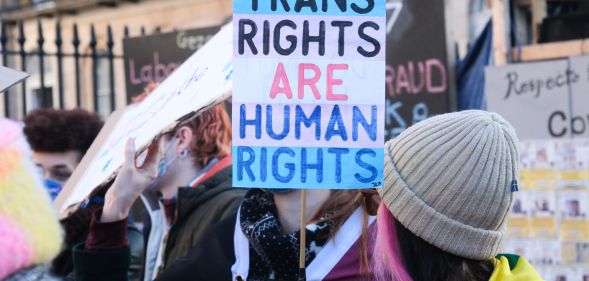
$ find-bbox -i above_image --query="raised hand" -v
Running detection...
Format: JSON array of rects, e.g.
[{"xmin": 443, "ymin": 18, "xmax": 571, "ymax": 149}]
[{"xmin": 101, "ymin": 138, "xmax": 162, "ymax": 223}]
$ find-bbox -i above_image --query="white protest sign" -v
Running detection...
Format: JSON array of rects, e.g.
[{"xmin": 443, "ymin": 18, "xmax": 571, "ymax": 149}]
[
  {"xmin": 231, "ymin": 0, "xmax": 386, "ymax": 189},
  {"xmin": 486, "ymin": 55, "xmax": 589, "ymax": 139},
  {"xmin": 0, "ymin": 66, "xmax": 29, "ymax": 92},
  {"xmin": 55, "ymin": 23, "xmax": 233, "ymax": 213}
]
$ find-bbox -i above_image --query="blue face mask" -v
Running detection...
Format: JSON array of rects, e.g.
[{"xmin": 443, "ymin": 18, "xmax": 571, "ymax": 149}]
[
  {"xmin": 149, "ymin": 140, "xmax": 180, "ymax": 189},
  {"xmin": 44, "ymin": 178, "xmax": 63, "ymax": 200}
]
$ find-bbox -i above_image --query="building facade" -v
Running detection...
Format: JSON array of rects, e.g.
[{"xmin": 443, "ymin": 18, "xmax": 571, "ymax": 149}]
[{"xmin": 0, "ymin": 0, "xmax": 231, "ymax": 119}]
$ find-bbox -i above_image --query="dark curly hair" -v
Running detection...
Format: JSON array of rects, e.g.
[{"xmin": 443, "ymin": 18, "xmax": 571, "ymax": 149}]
[{"xmin": 23, "ymin": 108, "xmax": 104, "ymax": 156}]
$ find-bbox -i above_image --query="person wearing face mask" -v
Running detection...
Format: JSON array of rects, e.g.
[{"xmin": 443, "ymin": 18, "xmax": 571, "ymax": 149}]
[
  {"xmin": 22, "ymin": 108, "xmax": 130, "ymax": 279},
  {"xmin": 23, "ymin": 108, "xmax": 103, "ymax": 199},
  {"xmin": 73, "ymin": 104, "xmax": 246, "ymax": 281}
]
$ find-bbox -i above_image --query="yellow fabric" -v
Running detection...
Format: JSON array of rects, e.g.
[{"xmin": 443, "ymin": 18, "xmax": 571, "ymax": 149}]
[
  {"xmin": 489, "ymin": 256, "xmax": 544, "ymax": 281},
  {"xmin": 0, "ymin": 130, "xmax": 63, "ymax": 267}
]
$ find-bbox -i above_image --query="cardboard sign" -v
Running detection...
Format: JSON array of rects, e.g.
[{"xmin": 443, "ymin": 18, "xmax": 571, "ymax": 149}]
[
  {"xmin": 55, "ymin": 24, "xmax": 233, "ymax": 213},
  {"xmin": 232, "ymin": 0, "xmax": 386, "ymax": 189},
  {"xmin": 384, "ymin": 0, "xmax": 451, "ymax": 140},
  {"xmin": 486, "ymin": 55, "xmax": 589, "ymax": 139},
  {"xmin": 123, "ymin": 26, "xmax": 220, "ymax": 103},
  {"xmin": 0, "ymin": 66, "xmax": 29, "ymax": 93}
]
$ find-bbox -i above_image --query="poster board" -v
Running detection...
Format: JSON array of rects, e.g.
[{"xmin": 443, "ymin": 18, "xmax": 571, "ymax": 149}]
[
  {"xmin": 55, "ymin": 23, "xmax": 233, "ymax": 213},
  {"xmin": 384, "ymin": 0, "xmax": 451, "ymax": 140},
  {"xmin": 0, "ymin": 66, "xmax": 29, "ymax": 93},
  {"xmin": 486, "ymin": 55, "xmax": 589, "ymax": 139},
  {"xmin": 123, "ymin": 26, "xmax": 220, "ymax": 102},
  {"xmin": 231, "ymin": 0, "xmax": 386, "ymax": 189},
  {"xmin": 502, "ymin": 139, "xmax": 589, "ymax": 280}
]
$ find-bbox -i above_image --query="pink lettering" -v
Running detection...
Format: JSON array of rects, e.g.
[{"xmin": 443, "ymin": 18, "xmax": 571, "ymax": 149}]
[
  {"xmin": 270, "ymin": 63, "xmax": 293, "ymax": 99},
  {"xmin": 327, "ymin": 64, "xmax": 349, "ymax": 101},
  {"xmin": 298, "ymin": 64, "xmax": 321, "ymax": 100}
]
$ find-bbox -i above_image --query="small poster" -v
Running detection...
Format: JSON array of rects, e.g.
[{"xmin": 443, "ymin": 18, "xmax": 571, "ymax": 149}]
[{"xmin": 530, "ymin": 190, "xmax": 558, "ymax": 238}]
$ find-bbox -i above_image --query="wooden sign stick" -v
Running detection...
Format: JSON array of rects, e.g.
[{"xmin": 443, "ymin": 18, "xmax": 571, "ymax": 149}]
[{"xmin": 298, "ymin": 189, "xmax": 307, "ymax": 281}]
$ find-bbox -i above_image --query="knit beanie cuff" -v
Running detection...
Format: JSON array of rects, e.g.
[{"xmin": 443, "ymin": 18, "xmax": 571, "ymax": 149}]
[{"xmin": 379, "ymin": 141, "xmax": 504, "ymax": 261}]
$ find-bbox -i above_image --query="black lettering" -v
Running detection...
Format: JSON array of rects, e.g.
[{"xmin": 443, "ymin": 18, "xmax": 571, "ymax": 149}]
[
  {"xmin": 274, "ymin": 20, "xmax": 298, "ymax": 55},
  {"xmin": 546, "ymin": 78, "xmax": 555, "ymax": 90},
  {"xmin": 571, "ymin": 116, "xmax": 586, "ymax": 135},
  {"xmin": 263, "ymin": 21, "xmax": 270, "ymax": 55},
  {"xmin": 535, "ymin": 79, "xmax": 543, "ymax": 98},
  {"xmin": 331, "ymin": 21, "xmax": 353, "ymax": 56},
  {"xmin": 357, "ymin": 21, "xmax": 380, "ymax": 57},
  {"xmin": 272, "ymin": 0, "xmax": 291, "ymax": 11},
  {"xmin": 504, "ymin": 72, "xmax": 519, "ymax": 100},
  {"xmin": 351, "ymin": 0, "xmax": 374, "ymax": 14},
  {"xmin": 295, "ymin": 0, "xmax": 318, "ymax": 12},
  {"xmin": 323, "ymin": 0, "xmax": 348, "ymax": 12},
  {"xmin": 548, "ymin": 111, "xmax": 567, "ymax": 138},
  {"xmin": 556, "ymin": 74, "xmax": 565, "ymax": 87},
  {"xmin": 252, "ymin": 0, "xmax": 258, "ymax": 11},
  {"xmin": 303, "ymin": 20, "xmax": 326, "ymax": 56},
  {"xmin": 239, "ymin": 19, "xmax": 258, "ymax": 55}
]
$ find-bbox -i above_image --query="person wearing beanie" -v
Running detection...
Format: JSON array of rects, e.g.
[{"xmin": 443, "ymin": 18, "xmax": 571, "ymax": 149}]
[
  {"xmin": 372, "ymin": 110, "xmax": 543, "ymax": 281},
  {"xmin": 0, "ymin": 118, "xmax": 64, "ymax": 281}
]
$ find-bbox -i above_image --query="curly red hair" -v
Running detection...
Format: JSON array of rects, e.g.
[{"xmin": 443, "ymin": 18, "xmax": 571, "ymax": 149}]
[{"xmin": 181, "ymin": 103, "xmax": 231, "ymax": 168}]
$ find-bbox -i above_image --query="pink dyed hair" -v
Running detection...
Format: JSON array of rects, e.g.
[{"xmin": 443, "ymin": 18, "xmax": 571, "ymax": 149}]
[{"xmin": 373, "ymin": 202, "xmax": 413, "ymax": 281}]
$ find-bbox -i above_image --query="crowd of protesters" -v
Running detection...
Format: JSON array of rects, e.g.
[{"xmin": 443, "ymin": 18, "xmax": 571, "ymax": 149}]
[{"xmin": 0, "ymin": 100, "xmax": 544, "ymax": 280}]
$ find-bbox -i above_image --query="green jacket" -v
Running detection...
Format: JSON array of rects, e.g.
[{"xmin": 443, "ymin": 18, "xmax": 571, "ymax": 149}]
[{"xmin": 490, "ymin": 254, "xmax": 543, "ymax": 281}]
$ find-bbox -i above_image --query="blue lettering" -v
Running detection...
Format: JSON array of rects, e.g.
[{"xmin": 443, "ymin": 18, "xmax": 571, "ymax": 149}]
[
  {"xmin": 240, "ymin": 104, "xmax": 262, "ymax": 139},
  {"xmin": 237, "ymin": 146, "xmax": 256, "ymax": 181},
  {"xmin": 354, "ymin": 148, "xmax": 378, "ymax": 183},
  {"xmin": 327, "ymin": 148, "xmax": 349, "ymax": 183},
  {"xmin": 353, "ymin": 105, "xmax": 377, "ymax": 141},
  {"xmin": 272, "ymin": 147, "xmax": 296, "ymax": 183},
  {"xmin": 301, "ymin": 148, "xmax": 323, "ymax": 183},
  {"xmin": 295, "ymin": 105, "xmax": 321, "ymax": 140},
  {"xmin": 266, "ymin": 105, "xmax": 290, "ymax": 140},
  {"xmin": 325, "ymin": 105, "xmax": 348, "ymax": 141}
]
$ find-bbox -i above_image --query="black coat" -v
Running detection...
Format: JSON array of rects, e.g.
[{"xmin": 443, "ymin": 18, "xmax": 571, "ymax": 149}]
[{"xmin": 155, "ymin": 213, "xmax": 238, "ymax": 281}]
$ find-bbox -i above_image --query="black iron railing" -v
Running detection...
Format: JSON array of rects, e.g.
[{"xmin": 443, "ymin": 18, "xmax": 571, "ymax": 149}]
[{"xmin": 0, "ymin": 20, "xmax": 125, "ymax": 117}]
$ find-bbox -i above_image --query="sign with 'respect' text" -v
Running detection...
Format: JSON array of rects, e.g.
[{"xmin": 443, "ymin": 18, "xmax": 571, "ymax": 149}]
[
  {"xmin": 486, "ymin": 55, "xmax": 589, "ymax": 139},
  {"xmin": 232, "ymin": 0, "xmax": 386, "ymax": 189}
]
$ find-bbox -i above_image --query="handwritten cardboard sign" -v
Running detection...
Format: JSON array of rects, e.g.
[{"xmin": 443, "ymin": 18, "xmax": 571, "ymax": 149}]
[
  {"xmin": 0, "ymin": 66, "xmax": 29, "ymax": 93},
  {"xmin": 55, "ymin": 24, "xmax": 233, "ymax": 213},
  {"xmin": 232, "ymin": 0, "xmax": 386, "ymax": 189},
  {"xmin": 123, "ymin": 26, "xmax": 220, "ymax": 103},
  {"xmin": 486, "ymin": 55, "xmax": 589, "ymax": 139}
]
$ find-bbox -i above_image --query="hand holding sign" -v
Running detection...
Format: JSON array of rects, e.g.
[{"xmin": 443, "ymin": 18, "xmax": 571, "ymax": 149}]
[
  {"xmin": 55, "ymin": 24, "xmax": 233, "ymax": 214},
  {"xmin": 101, "ymin": 138, "xmax": 162, "ymax": 223}
]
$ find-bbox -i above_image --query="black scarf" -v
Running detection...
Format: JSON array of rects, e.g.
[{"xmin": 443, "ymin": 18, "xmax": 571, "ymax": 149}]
[{"xmin": 240, "ymin": 189, "xmax": 333, "ymax": 281}]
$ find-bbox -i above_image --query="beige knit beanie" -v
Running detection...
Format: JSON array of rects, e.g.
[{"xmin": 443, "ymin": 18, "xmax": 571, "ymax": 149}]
[{"xmin": 379, "ymin": 110, "xmax": 519, "ymax": 260}]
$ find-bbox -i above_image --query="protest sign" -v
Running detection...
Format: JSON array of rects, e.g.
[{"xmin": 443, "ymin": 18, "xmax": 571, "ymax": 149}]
[
  {"xmin": 55, "ymin": 23, "xmax": 233, "ymax": 213},
  {"xmin": 232, "ymin": 0, "xmax": 386, "ymax": 189},
  {"xmin": 0, "ymin": 66, "xmax": 29, "ymax": 93},
  {"xmin": 123, "ymin": 26, "xmax": 219, "ymax": 102},
  {"xmin": 384, "ymin": 0, "xmax": 451, "ymax": 140},
  {"xmin": 486, "ymin": 55, "xmax": 589, "ymax": 139}
]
